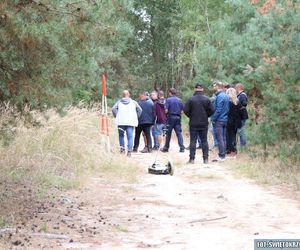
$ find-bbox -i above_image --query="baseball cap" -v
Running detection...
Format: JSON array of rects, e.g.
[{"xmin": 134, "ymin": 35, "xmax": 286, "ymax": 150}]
[{"xmin": 194, "ymin": 83, "xmax": 204, "ymax": 89}]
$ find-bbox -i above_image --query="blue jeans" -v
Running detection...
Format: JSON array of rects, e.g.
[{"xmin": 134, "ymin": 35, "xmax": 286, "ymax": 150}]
[
  {"xmin": 189, "ymin": 127, "xmax": 208, "ymax": 160},
  {"xmin": 237, "ymin": 120, "xmax": 247, "ymax": 146},
  {"xmin": 210, "ymin": 123, "xmax": 218, "ymax": 147},
  {"xmin": 118, "ymin": 126, "xmax": 134, "ymax": 152},
  {"xmin": 163, "ymin": 116, "xmax": 184, "ymax": 150},
  {"xmin": 213, "ymin": 121, "xmax": 227, "ymax": 158},
  {"xmin": 152, "ymin": 123, "xmax": 165, "ymax": 148}
]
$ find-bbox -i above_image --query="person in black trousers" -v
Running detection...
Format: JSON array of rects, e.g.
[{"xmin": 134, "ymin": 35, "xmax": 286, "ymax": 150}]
[
  {"xmin": 133, "ymin": 92, "xmax": 155, "ymax": 153},
  {"xmin": 226, "ymin": 87, "xmax": 243, "ymax": 157},
  {"xmin": 161, "ymin": 88, "xmax": 185, "ymax": 153},
  {"xmin": 184, "ymin": 83, "xmax": 214, "ymax": 164}
]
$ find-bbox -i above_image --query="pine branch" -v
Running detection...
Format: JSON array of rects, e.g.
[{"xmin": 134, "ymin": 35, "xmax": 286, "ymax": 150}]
[{"xmin": 30, "ymin": 0, "xmax": 109, "ymax": 29}]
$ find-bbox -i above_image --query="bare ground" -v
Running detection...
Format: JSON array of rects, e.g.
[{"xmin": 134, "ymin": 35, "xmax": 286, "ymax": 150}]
[{"xmin": 1, "ymin": 147, "xmax": 300, "ymax": 250}]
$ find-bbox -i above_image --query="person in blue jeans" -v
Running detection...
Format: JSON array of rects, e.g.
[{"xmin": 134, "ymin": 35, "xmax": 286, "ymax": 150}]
[
  {"xmin": 150, "ymin": 91, "xmax": 160, "ymax": 149},
  {"xmin": 210, "ymin": 94, "xmax": 219, "ymax": 148},
  {"xmin": 161, "ymin": 88, "xmax": 185, "ymax": 153},
  {"xmin": 153, "ymin": 91, "xmax": 167, "ymax": 149},
  {"xmin": 112, "ymin": 90, "xmax": 142, "ymax": 157},
  {"xmin": 210, "ymin": 123, "xmax": 218, "ymax": 148},
  {"xmin": 211, "ymin": 82, "xmax": 229, "ymax": 162},
  {"xmin": 236, "ymin": 83, "xmax": 248, "ymax": 147}
]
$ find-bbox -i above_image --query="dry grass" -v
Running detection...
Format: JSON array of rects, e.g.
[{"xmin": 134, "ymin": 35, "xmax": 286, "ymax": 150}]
[
  {"xmin": 0, "ymin": 106, "xmax": 138, "ymax": 226},
  {"xmin": 0, "ymin": 106, "xmax": 137, "ymax": 185},
  {"xmin": 230, "ymin": 151, "xmax": 300, "ymax": 190}
]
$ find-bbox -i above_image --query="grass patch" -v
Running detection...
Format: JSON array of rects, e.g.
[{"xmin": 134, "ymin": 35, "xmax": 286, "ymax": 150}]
[
  {"xmin": 100, "ymin": 157, "xmax": 139, "ymax": 183},
  {"xmin": 37, "ymin": 173, "xmax": 80, "ymax": 190},
  {"xmin": 121, "ymin": 185, "xmax": 136, "ymax": 193},
  {"xmin": 232, "ymin": 151, "xmax": 300, "ymax": 189},
  {"xmin": 0, "ymin": 217, "xmax": 7, "ymax": 228},
  {"xmin": 40, "ymin": 222, "xmax": 48, "ymax": 232},
  {"xmin": 115, "ymin": 225, "xmax": 129, "ymax": 233},
  {"xmin": 0, "ymin": 107, "xmax": 139, "ymax": 223},
  {"xmin": 172, "ymin": 159, "xmax": 187, "ymax": 168},
  {"xmin": 200, "ymin": 173, "xmax": 222, "ymax": 179}
]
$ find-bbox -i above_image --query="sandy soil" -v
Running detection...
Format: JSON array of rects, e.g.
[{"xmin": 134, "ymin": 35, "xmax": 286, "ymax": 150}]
[{"xmin": 1, "ymin": 147, "xmax": 300, "ymax": 250}]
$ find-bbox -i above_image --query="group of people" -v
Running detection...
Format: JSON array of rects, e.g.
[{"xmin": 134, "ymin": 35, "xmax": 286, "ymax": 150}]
[
  {"xmin": 208, "ymin": 82, "xmax": 248, "ymax": 162},
  {"xmin": 112, "ymin": 81, "xmax": 248, "ymax": 163}
]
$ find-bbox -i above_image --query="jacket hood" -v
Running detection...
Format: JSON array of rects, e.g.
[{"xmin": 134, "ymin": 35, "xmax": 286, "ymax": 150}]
[
  {"xmin": 157, "ymin": 99, "xmax": 165, "ymax": 106},
  {"xmin": 120, "ymin": 97, "xmax": 131, "ymax": 105}
]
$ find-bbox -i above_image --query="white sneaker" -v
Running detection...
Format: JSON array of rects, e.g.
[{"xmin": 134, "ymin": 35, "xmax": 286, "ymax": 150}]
[{"xmin": 212, "ymin": 156, "xmax": 226, "ymax": 162}]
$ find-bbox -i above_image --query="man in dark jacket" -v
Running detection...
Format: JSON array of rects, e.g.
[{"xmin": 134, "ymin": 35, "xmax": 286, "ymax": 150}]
[
  {"xmin": 150, "ymin": 91, "xmax": 159, "ymax": 149},
  {"xmin": 161, "ymin": 88, "xmax": 185, "ymax": 152},
  {"xmin": 184, "ymin": 83, "xmax": 214, "ymax": 164},
  {"xmin": 211, "ymin": 81, "xmax": 230, "ymax": 162},
  {"xmin": 236, "ymin": 83, "xmax": 248, "ymax": 147},
  {"xmin": 153, "ymin": 91, "xmax": 167, "ymax": 149},
  {"xmin": 133, "ymin": 92, "xmax": 155, "ymax": 153}
]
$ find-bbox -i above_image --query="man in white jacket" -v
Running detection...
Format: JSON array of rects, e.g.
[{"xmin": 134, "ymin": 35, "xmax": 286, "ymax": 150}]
[{"xmin": 112, "ymin": 90, "xmax": 142, "ymax": 157}]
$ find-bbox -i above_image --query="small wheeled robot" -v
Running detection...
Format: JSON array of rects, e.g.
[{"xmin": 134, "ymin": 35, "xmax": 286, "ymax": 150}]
[
  {"xmin": 148, "ymin": 126, "xmax": 174, "ymax": 176},
  {"xmin": 148, "ymin": 160, "xmax": 174, "ymax": 175}
]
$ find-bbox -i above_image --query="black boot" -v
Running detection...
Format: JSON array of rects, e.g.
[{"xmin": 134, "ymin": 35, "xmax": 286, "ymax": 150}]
[{"xmin": 187, "ymin": 158, "xmax": 195, "ymax": 164}]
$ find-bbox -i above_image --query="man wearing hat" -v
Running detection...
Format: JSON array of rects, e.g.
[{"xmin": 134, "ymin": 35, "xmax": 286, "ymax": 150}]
[{"xmin": 184, "ymin": 83, "xmax": 214, "ymax": 164}]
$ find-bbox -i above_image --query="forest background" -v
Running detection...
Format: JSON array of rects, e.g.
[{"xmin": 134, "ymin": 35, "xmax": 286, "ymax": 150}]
[{"xmin": 0, "ymin": 0, "xmax": 299, "ymax": 173}]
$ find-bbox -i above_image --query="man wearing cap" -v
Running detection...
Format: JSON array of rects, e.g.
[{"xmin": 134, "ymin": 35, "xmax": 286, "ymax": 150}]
[
  {"xmin": 161, "ymin": 88, "xmax": 185, "ymax": 152},
  {"xmin": 184, "ymin": 83, "xmax": 214, "ymax": 164}
]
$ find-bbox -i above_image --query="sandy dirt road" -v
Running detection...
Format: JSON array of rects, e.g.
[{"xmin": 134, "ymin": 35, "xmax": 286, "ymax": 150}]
[{"xmin": 1, "ymin": 147, "xmax": 300, "ymax": 250}]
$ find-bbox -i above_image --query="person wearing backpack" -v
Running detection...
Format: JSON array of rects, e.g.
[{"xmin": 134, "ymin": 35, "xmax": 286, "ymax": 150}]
[{"xmin": 235, "ymin": 83, "xmax": 249, "ymax": 147}]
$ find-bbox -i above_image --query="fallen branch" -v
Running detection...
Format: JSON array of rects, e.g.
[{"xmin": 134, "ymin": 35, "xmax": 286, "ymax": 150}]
[
  {"xmin": 189, "ymin": 216, "xmax": 227, "ymax": 224},
  {"xmin": 0, "ymin": 228, "xmax": 16, "ymax": 234},
  {"xmin": 31, "ymin": 233, "xmax": 69, "ymax": 240}
]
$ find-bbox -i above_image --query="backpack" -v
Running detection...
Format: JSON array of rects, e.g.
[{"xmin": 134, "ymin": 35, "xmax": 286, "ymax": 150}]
[
  {"xmin": 240, "ymin": 105, "xmax": 249, "ymax": 120},
  {"xmin": 238, "ymin": 92, "xmax": 248, "ymax": 107}
]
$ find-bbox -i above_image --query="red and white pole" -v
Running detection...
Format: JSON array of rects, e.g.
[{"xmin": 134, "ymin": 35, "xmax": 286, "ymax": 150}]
[
  {"xmin": 101, "ymin": 73, "xmax": 108, "ymax": 135},
  {"xmin": 100, "ymin": 73, "xmax": 110, "ymax": 150}
]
